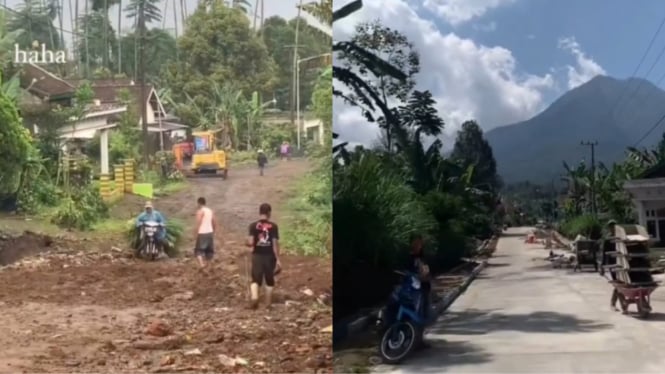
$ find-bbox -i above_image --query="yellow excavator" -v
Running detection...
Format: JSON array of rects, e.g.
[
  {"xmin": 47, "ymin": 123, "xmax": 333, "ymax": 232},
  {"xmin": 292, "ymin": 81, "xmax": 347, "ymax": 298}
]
[{"xmin": 173, "ymin": 130, "xmax": 228, "ymax": 178}]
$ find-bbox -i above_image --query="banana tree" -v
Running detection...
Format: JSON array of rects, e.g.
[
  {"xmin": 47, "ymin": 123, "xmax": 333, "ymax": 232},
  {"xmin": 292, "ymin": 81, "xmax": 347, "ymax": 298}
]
[
  {"xmin": 561, "ymin": 161, "xmax": 592, "ymax": 215},
  {"xmin": 0, "ymin": 12, "xmax": 24, "ymax": 102}
]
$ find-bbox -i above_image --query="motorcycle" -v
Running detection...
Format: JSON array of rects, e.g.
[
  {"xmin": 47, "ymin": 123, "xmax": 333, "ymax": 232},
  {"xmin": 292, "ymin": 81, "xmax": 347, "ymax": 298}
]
[
  {"xmin": 375, "ymin": 270, "xmax": 428, "ymax": 364},
  {"xmin": 139, "ymin": 221, "xmax": 164, "ymax": 260}
]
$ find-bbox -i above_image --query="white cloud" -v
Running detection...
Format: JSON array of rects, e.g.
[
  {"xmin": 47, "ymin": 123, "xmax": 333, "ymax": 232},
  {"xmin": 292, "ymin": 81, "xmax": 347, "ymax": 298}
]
[
  {"xmin": 527, "ymin": 34, "xmax": 536, "ymax": 40},
  {"xmin": 333, "ymin": 0, "xmax": 555, "ymax": 147},
  {"xmin": 423, "ymin": 0, "xmax": 516, "ymax": 26},
  {"xmin": 558, "ymin": 36, "xmax": 606, "ymax": 90},
  {"xmin": 473, "ymin": 21, "xmax": 497, "ymax": 32}
]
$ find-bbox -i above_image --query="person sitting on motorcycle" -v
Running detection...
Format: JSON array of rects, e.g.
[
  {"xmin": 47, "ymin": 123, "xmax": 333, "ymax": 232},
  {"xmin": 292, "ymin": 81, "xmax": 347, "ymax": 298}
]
[
  {"xmin": 135, "ymin": 201, "xmax": 167, "ymax": 253},
  {"xmin": 407, "ymin": 233, "xmax": 431, "ymax": 319},
  {"xmin": 406, "ymin": 233, "xmax": 432, "ymax": 349}
]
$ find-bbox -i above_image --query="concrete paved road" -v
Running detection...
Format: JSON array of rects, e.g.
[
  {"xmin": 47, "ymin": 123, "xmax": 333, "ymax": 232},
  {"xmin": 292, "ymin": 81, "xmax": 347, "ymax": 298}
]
[{"xmin": 375, "ymin": 227, "xmax": 665, "ymax": 373}]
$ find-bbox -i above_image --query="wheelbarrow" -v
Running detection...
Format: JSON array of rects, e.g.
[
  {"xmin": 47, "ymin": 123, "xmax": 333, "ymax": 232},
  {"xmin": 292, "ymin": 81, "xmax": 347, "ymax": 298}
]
[{"xmin": 610, "ymin": 281, "xmax": 658, "ymax": 318}]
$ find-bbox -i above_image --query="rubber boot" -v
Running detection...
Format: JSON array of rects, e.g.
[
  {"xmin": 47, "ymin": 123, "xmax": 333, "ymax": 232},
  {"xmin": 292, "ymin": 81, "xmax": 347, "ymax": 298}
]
[
  {"xmin": 265, "ymin": 286, "xmax": 273, "ymax": 309},
  {"xmin": 249, "ymin": 283, "xmax": 260, "ymax": 309}
]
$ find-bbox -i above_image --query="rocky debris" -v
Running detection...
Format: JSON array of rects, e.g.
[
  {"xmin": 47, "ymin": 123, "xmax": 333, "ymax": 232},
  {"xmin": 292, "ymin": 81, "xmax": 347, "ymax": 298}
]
[
  {"xmin": 132, "ymin": 336, "xmax": 186, "ymax": 350},
  {"xmin": 159, "ymin": 355, "xmax": 176, "ymax": 366},
  {"xmin": 218, "ymin": 354, "xmax": 249, "ymax": 367},
  {"xmin": 168, "ymin": 291, "xmax": 194, "ymax": 301},
  {"xmin": 1, "ymin": 251, "xmax": 131, "ymax": 270},
  {"xmin": 144, "ymin": 319, "xmax": 172, "ymax": 337},
  {"xmin": 183, "ymin": 348, "xmax": 202, "ymax": 356}
]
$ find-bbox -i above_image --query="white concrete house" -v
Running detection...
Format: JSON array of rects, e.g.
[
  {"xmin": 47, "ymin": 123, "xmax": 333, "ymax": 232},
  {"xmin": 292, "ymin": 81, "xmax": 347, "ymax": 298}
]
[{"xmin": 624, "ymin": 165, "xmax": 665, "ymax": 244}]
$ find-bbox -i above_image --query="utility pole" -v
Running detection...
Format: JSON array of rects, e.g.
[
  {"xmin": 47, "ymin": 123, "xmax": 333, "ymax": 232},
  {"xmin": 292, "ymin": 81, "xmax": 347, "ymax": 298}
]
[
  {"xmin": 291, "ymin": 0, "xmax": 303, "ymax": 125},
  {"xmin": 581, "ymin": 140, "xmax": 598, "ymax": 216},
  {"xmin": 139, "ymin": 0, "xmax": 149, "ymax": 166}
]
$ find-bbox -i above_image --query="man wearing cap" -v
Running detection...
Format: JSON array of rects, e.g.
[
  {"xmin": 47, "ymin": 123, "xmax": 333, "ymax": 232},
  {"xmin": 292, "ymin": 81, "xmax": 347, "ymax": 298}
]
[{"xmin": 135, "ymin": 201, "xmax": 167, "ymax": 255}]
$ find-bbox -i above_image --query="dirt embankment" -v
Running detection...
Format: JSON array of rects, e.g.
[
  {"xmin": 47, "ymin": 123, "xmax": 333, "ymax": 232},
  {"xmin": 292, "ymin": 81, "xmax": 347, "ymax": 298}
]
[{"xmin": 0, "ymin": 160, "xmax": 332, "ymax": 373}]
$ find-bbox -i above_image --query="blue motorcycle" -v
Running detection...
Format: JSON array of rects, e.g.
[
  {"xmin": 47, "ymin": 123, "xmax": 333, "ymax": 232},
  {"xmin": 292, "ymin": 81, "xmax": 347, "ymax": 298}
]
[{"xmin": 375, "ymin": 270, "xmax": 429, "ymax": 364}]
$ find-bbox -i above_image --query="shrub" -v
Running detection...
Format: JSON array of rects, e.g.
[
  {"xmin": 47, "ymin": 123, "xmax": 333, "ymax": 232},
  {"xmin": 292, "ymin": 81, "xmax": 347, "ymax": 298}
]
[
  {"xmin": 17, "ymin": 177, "xmax": 60, "ymax": 214},
  {"xmin": 52, "ymin": 185, "xmax": 109, "ymax": 230},
  {"xmin": 281, "ymin": 161, "xmax": 331, "ymax": 256},
  {"xmin": 560, "ymin": 214, "xmax": 602, "ymax": 239}
]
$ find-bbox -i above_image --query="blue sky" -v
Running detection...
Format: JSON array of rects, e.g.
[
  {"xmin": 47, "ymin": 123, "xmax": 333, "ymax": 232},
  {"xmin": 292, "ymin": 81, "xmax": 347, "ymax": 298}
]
[
  {"xmin": 334, "ymin": 0, "xmax": 665, "ymax": 146},
  {"xmin": 457, "ymin": 0, "xmax": 665, "ymax": 94}
]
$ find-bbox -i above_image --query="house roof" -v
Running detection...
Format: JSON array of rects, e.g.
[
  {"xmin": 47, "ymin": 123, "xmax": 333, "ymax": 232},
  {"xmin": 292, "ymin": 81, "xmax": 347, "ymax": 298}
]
[
  {"xmin": 20, "ymin": 64, "xmax": 76, "ymax": 99},
  {"xmin": 93, "ymin": 84, "xmax": 155, "ymax": 104},
  {"xmin": 66, "ymin": 79, "xmax": 156, "ymax": 105}
]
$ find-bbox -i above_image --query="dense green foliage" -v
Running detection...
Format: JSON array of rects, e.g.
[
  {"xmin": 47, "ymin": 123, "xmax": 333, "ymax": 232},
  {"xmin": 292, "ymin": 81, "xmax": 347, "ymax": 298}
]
[
  {"xmin": 506, "ymin": 137, "xmax": 665, "ymax": 239},
  {"xmin": 559, "ymin": 214, "xmax": 602, "ymax": 239},
  {"xmin": 332, "ymin": 2, "xmax": 501, "ymax": 321},
  {"xmin": 0, "ymin": 83, "xmax": 33, "ymax": 196},
  {"xmin": 0, "ymin": 1, "xmax": 331, "ymax": 261},
  {"xmin": 281, "ymin": 67, "xmax": 332, "ymax": 256}
]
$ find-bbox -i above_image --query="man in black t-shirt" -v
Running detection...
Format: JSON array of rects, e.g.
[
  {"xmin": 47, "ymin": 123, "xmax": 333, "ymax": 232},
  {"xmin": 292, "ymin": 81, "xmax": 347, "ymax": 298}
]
[{"xmin": 246, "ymin": 203, "xmax": 281, "ymax": 309}]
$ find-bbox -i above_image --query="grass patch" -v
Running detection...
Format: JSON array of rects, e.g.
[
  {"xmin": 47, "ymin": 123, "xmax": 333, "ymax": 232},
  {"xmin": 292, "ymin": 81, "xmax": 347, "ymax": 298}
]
[
  {"xmin": 154, "ymin": 181, "xmax": 188, "ymax": 196},
  {"xmin": 230, "ymin": 150, "xmax": 257, "ymax": 166},
  {"xmin": 280, "ymin": 163, "xmax": 331, "ymax": 256},
  {"xmin": 0, "ymin": 214, "xmax": 63, "ymax": 236},
  {"xmin": 92, "ymin": 217, "xmax": 129, "ymax": 233}
]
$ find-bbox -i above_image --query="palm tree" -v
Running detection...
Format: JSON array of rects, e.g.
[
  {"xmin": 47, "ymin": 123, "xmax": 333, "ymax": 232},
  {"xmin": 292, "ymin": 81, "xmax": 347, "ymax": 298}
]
[
  {"xmin": 227, "ymin": 0, "xmax": 250, "ymax": 13},
  {"xmin": 8, "ymin": 0, "xmax": 62, "ymax": 50},
  {"xmin": 301, "ymin": 0, "xmax": 331, "ymax": 26},
  {"xmin": 331, "ymin": 0, "xmax": 406, "ymax": 149},
  {"xmin": 124, "ymin": 0, "xmax": 161, "ymax": 24},
  {"xmin": 77, "ymin": 11, "xmax": 118, "ymax": 72},
  {"xmin": 89, "ymin": 0, "xmax": 120, "ymax": 70}
]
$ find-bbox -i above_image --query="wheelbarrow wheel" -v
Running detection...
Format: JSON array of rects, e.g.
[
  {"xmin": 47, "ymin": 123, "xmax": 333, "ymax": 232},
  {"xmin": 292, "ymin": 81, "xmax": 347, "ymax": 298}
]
[{"xmin": 637, "ymin": 295, "xmax": 651, "ymax": 319}]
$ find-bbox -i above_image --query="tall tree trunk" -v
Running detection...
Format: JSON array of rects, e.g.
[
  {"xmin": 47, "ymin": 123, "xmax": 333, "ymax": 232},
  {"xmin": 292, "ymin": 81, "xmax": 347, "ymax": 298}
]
[
  {"xmin": 58, "ymin": 0, "xmax": 65, "ymax": 73},
  {"xmin": 117, "ymin": 0, "xmax": 122, "ymax": 74},
  {"xmin": 84, "ymin": 0, "xmax": 89, "ymax": 77},
  {"xmin": 139, "ymin": 2, "xmax": 149, "ymax": 165},
  {"xmin": 133, "ymin": 13, "xmax": 138, "ymax": 80},
  {"xmin": 172, "ymin": 0, "xmax": 178, "ymax": 60},
  {"xmin": 180, "ymin": 0, "xmax": 186, "ymax": 30},
  {"xmin": 103, "ymin": 0, "xmax": 108, "ymax": 69},
  {"xmin": 71, "ymin": 0, "xmax": 78, "ymax": 74}
]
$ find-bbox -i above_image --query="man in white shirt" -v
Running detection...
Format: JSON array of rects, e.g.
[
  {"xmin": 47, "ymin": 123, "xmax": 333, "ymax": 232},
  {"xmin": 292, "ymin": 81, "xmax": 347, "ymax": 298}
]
[{"xmin": 194, "ymin": 197, "xmax": 217, "ymax": 269}]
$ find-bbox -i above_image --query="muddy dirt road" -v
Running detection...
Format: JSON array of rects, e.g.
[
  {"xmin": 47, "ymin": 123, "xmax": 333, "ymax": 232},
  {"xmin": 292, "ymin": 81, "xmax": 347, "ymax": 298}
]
[{"xmin": 0, "ymin": 160, "xmax": 332, "ymax": 373}]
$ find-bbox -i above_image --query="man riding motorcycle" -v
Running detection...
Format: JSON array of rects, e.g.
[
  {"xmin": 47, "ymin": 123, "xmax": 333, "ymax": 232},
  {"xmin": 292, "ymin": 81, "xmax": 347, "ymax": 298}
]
[{"xmin": 135, "ymin": 201, "xmax": 167, "ymax": 256}]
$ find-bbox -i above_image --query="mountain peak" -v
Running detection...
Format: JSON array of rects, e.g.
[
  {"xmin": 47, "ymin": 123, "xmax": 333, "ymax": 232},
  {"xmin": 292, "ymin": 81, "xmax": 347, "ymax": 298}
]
[{"xmin": 485, "ymin": 75, "xmax": 665, "ymax": 183}]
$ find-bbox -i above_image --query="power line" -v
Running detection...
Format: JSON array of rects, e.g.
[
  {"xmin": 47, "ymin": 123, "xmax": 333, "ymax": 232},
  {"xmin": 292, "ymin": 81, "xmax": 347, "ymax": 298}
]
[
  {"xmin": 613, "ymin": 32, "xmax": 665, "ymax": 120},
  {"xmin": 633, "ymin": 111, "xmax": 665, "ymax": 147},
  {"xmin": 612, "ymin": 61, "xmax": 665, "ymax": 148},
  {"xmin": 600, "ymin": 13, "xmax": 665, "ymax": 127}
]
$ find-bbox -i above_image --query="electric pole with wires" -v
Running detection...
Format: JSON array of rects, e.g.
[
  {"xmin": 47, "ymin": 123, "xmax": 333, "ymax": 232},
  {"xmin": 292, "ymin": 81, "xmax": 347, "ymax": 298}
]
[{"xmin": 581, "ymin": 140, "xmax": 599, "ymax": 216}]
